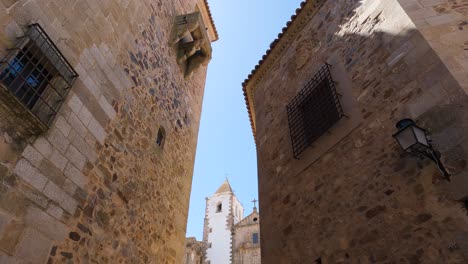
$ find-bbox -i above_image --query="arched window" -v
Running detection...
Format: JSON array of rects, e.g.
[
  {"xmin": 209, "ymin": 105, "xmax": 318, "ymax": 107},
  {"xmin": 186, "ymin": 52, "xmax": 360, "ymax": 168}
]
[
  {"xmin": 156, "ymin": 126, "xmax": 166, "ymax": 148},
  {"xmin": 216, "ymin": 203, "xmax": 222, "ymax": 213}
]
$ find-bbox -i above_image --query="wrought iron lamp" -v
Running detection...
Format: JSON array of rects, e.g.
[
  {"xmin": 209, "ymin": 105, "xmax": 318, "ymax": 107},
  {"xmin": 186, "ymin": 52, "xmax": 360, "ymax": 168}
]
[{"xmin": 393, "ymin": 119, "xmax": 451, "ymax": 181}]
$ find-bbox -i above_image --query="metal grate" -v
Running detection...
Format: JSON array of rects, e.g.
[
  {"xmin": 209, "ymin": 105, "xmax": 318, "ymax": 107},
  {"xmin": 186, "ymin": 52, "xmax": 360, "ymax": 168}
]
[
  {"xmin": 0, "ymin": 23, "xmax": 78, "ymax": 127},
  {"xmin": 286, "ymin": 64, "xmax": 344, "ymax": 159}
]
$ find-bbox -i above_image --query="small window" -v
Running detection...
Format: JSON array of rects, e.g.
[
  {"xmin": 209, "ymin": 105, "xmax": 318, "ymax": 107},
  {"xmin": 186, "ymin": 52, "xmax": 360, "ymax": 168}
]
[
  {"xmin": 252, "ymin": 233, "xmax": 259, "ymax": 244},
  {"xmin": 253, "ymin": 217, "xmax": 258, "ymax": 222},
  {"xmin": 156, "ymin": 126, "xmax": 166, "ymax": 148},
  {"xmin": 286, "ymin": 63, "xmax": 343, "ymax": 158},
  {"xmin": 315, "ymin": 258, "xmax": 322, "ymax": 264},
  {"xmin": 0, "ymin": 24, "xmax": 78, "ymax": 133},
  {"xmin": 216, "ymin": 203, "xmax": 222, "ymax": 213},
  {"xmin": 461, "ymin": 196, "xmax": 468, "ymax": 214}
]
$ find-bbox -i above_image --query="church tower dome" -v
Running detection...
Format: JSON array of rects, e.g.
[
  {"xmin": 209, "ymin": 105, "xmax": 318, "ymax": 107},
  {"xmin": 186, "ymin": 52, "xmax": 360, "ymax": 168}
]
[{"xmin": 203, "ymin": 179, "xmax": 244, "ymax": 264}]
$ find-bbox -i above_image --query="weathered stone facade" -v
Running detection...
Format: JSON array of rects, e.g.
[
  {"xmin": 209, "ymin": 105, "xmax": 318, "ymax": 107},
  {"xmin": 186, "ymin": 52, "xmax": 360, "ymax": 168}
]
[
  {"xmin": 232, "ymin": 208, "xmax": 260, "ymax": 264},
  {"xmin": 0, "ymin": 0, "xmax": 217, "ymax": 263},
  {"xmin": 183, "ymin": 237, "xmax": 205, "ymax": 264},
  {"xmin": 243, "ymin": 0, "xmax": 468, "ymax": 263}
]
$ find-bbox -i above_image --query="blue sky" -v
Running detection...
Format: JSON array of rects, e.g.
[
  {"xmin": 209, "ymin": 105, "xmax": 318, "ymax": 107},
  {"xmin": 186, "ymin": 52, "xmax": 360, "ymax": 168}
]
[{"xmin": 186, "ymin": 0, "xmax": 304, "ymax": 240}]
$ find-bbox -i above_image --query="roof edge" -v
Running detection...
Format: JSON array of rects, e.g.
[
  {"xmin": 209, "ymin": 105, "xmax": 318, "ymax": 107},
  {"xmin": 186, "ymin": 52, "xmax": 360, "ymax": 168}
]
[
  {"xmin": 199, "ymin": 0, "xmax": 219, "ymax": 42},
  {"xmin": 242, "ymin": 0, "xmax": 326, "ymax": 140}
]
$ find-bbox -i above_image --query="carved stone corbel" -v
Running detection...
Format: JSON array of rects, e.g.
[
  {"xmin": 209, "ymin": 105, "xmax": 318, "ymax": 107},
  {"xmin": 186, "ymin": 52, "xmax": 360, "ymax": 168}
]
[{"xmin": 172, "ymin": 12, "xmax": 212, "ymax": 77}]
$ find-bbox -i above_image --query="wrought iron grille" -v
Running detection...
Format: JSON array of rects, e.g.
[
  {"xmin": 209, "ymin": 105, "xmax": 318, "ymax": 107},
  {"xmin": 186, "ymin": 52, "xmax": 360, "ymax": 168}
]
[
  {"xmin": 0, "ymin": 23, "xmax": 78, "ymax": 127},
  {"xmin": 286, "ymin": 64, "xmax": 344, "ymax": 159}
]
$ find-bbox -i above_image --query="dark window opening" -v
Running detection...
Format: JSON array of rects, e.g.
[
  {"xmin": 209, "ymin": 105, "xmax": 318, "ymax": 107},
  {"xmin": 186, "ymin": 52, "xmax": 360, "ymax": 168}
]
[
  {"xmin": 315, "ymin": 257, "xmax": 322, "ymax": 264},
  {"xmin": 461, "ymin": 197, "xmax": 468, "ymax": 214},
  {"xmin": 286, "ymin": 63, "xmax": 343, "ymax": 158},
  {"xmin": 252, "ymin": 233, "xmax": 259, "ymax": 244},
  {"xmin": 1, "ymin": 49, "xmax": 52, "ymax": 109},
  {"xmin": 253, "ymin": 217, "xmax": 258, "ymax": 222},
  {"xmin": 156, "ymin": 127, "xmax": 166, "ymax": 148},
  {"xmin": 216, "ymin": 203, "xmax": 222, "ymax": 213},
  {"xmin": 0, "ymin": 24, "xmax": 78, "ymax": 127}
]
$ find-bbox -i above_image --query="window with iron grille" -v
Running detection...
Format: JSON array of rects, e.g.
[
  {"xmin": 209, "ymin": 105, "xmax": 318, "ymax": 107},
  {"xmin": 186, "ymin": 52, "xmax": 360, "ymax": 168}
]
[
  {"xmin": 286, "ymin": 64, "xmax": 344, "ymax": 159},
  {"xmin": 0, "ymin": 24, "xmax": 78, "ymax": 131},
  {"xmin": 252, "ymin": 233, "xmax": 259, "ymax": 244}
]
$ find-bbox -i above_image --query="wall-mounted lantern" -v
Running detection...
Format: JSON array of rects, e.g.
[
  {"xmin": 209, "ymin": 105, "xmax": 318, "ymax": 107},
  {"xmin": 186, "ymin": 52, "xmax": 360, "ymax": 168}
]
[{"xmin": 393, "ymin": 119, "xmax": 451, "ymax": 181}]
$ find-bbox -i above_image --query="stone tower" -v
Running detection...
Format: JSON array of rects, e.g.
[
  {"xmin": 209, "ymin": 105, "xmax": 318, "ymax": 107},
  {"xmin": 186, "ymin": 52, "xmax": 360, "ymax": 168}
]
[
  {"xmin": 203, "ymin": 179, "xmax": 244, "ymax": 264},
  {"xmin": 243, "ymin": 0, "xmax": 468, "ymax": 263},
  {"xmin": 0, "ymin": 0, "xmax": 217, "ymax": 263}
]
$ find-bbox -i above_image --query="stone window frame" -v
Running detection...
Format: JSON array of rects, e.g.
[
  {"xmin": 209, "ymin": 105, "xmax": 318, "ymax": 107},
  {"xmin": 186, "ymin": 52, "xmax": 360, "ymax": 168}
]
[
  {"xmin": 288, "ymin": 54, "xmax": 363, "ymax": 167},
  {"xmin": 0, "ymin": 23, "xmax": 78, "ymax": 137},
  {"xmin": 172, "ymin": 11, "xmax": 212, "ymax": 77},
  {"xmin": 286, "ymin": 63, "xmax": 344, "ymax": 158}
]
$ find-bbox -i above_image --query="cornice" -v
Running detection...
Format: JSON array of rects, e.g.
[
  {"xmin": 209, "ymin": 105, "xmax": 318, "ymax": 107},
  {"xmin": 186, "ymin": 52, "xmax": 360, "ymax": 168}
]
[{"xmin": 242, "ymin": 0, "xmax": 326, "ymax": 140}]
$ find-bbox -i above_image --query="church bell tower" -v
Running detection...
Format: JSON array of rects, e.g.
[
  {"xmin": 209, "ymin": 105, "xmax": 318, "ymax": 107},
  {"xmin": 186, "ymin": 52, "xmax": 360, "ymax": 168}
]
[{"xmin": 203, "ymin": 179, "xmax": 244, "ymax": 264}]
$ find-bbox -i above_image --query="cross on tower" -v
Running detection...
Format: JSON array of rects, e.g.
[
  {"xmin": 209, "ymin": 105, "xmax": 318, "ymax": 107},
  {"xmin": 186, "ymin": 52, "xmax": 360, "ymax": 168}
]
[{"xmin": 251, "ymin": 199, "xmax": 258, "ymax": 208}]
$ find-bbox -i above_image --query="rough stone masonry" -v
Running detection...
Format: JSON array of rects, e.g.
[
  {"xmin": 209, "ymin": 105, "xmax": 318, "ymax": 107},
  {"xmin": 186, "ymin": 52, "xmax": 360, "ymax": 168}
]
[
  {"xmin": 0, "ymin": 0, "xmax": 217, "ymax": 263},
  {"xmin": 244, "ymin": 0, "xmax": 468, "ymax": 263}
]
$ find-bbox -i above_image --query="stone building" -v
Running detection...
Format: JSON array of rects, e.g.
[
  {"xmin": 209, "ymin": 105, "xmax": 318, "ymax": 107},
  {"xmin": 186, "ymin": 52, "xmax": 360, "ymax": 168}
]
[
  {"xmin": 203, "ymin": 179, "xmax": 244, "ymax": 264},
  {"xmin": 183, "ymin": 237, "xmax": 205, "ymax": 264},
  {"xmin": 0, "ymin": 0, "xmax": 217, "ymax": 263},
  {"xmin": 243, "ymin": 0, "xmax": 468, "ymax": 263},
  {"xmin": 232, "ymin": 206, "xmax": 260, "ymax": 264}
]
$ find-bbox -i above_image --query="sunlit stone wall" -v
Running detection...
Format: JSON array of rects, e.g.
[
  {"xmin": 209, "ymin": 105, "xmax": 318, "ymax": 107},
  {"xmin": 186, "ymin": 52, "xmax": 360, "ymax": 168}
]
[
  {"xmin": 0, "ymin": 0, "xmax": 215, "ymax": 263},
  {"xmin": 249, "ymin": 0, "xmax": 468, "ymax": 263}
]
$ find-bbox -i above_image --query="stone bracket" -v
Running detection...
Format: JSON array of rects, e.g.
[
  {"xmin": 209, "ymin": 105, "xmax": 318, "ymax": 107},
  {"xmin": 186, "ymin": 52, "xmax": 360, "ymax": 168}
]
[{"xmin": 172, "ymin": 12, "xmax": 212, "ymax": 77}]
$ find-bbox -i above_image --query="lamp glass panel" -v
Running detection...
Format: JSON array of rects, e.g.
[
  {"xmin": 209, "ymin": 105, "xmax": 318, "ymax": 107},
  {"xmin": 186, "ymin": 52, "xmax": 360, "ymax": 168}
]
[
  {"xmin": 395, "ymin": 126, "xmax": 417, "ymax": 150},
  {"xmin": 413, "ymin": 126, "xmax": 428, "ymax": 147}
]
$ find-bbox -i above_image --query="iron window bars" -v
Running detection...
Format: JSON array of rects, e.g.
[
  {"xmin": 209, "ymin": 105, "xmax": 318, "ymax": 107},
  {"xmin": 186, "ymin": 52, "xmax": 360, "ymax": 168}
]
[
  {"xmin": 0, "ymin": 23, "xmax": 78, "ymax": 127},
  {"xmin": 286, "ymin": 63, "xmax": 344, "ymax": 159}
]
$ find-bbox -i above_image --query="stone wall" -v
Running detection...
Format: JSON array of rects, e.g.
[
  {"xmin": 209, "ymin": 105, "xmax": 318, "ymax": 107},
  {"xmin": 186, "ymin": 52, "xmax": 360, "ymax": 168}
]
[
  {"xmin": 249, "ymin": 0, "xmax": 468, "ymax": 263},
  {"xmin": 183, "ymin": 237, "xmax": 205, "ymax": 264},
  {"xmin": 0, "ymin": 0, "xmax": 214, "ymax": 263},
  {"xmin": 397, "ymin": 0, "xmax": 468, "ymax": 93}
]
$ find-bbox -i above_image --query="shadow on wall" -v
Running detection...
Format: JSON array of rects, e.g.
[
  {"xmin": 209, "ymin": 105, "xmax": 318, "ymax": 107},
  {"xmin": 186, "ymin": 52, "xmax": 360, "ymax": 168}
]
[{"xmin": 258, "ymin": 0, "xmax": 468, "ymax": 263}]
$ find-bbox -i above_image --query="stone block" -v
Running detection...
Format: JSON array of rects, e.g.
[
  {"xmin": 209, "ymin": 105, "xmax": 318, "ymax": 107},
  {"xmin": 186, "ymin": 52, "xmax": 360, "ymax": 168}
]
[
  {"xmin": 47, "ymin": 129, "xmax": 70, "ymax": 155},
  {"xmin": 70, "ymin": 134, "xmax": 97, "ymax": 163},
  {"xmin": 0, "ymin": 210, "xmax": 12, "ymax": 237},
  {"xmin": 14, "ymin": 159, "xmax": 47, "ymax": 191},
  {"xmin": 82, "ymin": 75, "xmax": 101, "ymax": 99},
  {"xmin": 62, "ymin": 179, "xmax": 77, "ymax": 196},
  {"xmin": 64, "ymin": 163, "xmax": 87, "ymax": 189},
  {"xmin": 65, "ymin": 145, "xmax": 86, "ymax": 170},
  {"xmin": 77, "ymin": 105, "xmax": 93, "ymax": 126},
  {"xmin": 0, "ymin": 218, "xmax": 24, "ymax": 255},
  {"xmin": 67, "ymin": 112, "xmax": 88, "ymax": 139},
  {"xmin": 15, "ymin": 227, "xmax": 52, "ymax": 264},
  {"xmin": 32, "ymin": 137, "xmax": 53, "ymax": 159},
  {"xmin": 0, "ymin": 138, "xmax": 19, "ymax": 165},
  {"xmin": 67, "ymin": 94, "xmax": 83, "ymax": 115},
  {"xmin": 21, "ymin": 145, "xmax": 43, "ymax": 168},
  {"xmin": 99, "ymin": 95, "xmax": 117, "ymax": 120},
  {"xmin": 38, "ymin": 159, "xmax": 67, "ymax": 187},
  {"xmin": 43, "ymin": 181, "xmax": 77, "ymax": 214},
  {"xmin": 49, "ymin": 149, "xmax": 68, "ymax": 172},
  {"xmin": 88, "ymin": 117, "xmax": 106, "ymax": 144},
  {"xmin": 54, "ymin": 116, "xmax": 72, "ymax": 137},
  {"xmin": 24, "ymin": 206, "xmax": 67, "ymax": 241},
  {"xmin": 46, "ymin": 204, "xmax": 63, "ymax": 220},
  {"xmin": 0, "ymin": 255, "xmax": 22, "ymax": 264}
]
